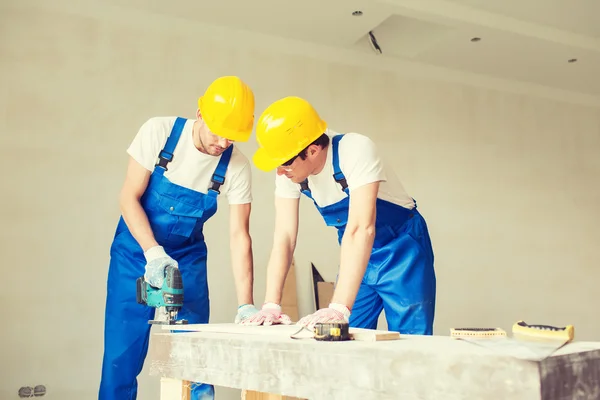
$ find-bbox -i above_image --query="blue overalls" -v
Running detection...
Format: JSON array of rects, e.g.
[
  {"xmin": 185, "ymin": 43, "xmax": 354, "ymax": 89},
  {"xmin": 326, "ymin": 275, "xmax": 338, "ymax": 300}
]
[
  {"xmin": 99, "ymin": 117, "xmax": 230, "ymax": 399},
  {"xmin": 300, "ymin": 134, "xmax": 436, "ymax": 334}
]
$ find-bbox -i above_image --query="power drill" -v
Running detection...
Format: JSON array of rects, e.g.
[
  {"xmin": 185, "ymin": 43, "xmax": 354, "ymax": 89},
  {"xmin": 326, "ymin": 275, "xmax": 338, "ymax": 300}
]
[{"xmin": 136, "ymin": 265, "xmax": 188, "ymax": 325}]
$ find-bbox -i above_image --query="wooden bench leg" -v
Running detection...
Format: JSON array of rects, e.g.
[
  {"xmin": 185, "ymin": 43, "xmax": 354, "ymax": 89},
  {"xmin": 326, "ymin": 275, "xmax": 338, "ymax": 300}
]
[
  {"xmin": 241, "ymin": 389, "xmax": 305, "ymax": 400},
  {"xmin": 160, "ymin": 377, "xmax": 191, "ymax": 400}
]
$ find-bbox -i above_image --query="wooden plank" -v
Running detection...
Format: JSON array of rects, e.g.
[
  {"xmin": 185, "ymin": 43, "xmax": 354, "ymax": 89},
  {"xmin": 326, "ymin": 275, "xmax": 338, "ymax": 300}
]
[
  {"xmin": 243, "ymin": 260, "xmax": 306, "ymax": 399},
  {"xmin": 539, "ymin": 348, "xmax": 600, "ymax": 398},
  {"xmin": 350, "ymin": 329, "xmax": 400, "ymax": 342},
  {"xmin": 241, "ymin": 389, "xmax": 304, "ymax": 399},
  {"xmin": 149, "ymin": 331, "xmax": 600, "ymax": 399},
  {"xmin": 161, "ymin": 323, "xmax": 400, "ymax": 341}
]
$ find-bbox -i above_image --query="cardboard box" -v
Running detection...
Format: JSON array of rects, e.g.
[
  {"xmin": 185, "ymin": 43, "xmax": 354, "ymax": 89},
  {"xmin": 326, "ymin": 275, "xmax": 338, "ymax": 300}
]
[
  {"xmin": 280, "ymin": 260, "xmax": 299, "ymax": 321},
  {"xmin": 316, "ymin": 281, "xmax": 334, "ymax": 310},
  {"xmin": 311, "ymin": 263, "xmax": 336, "ymax": 311}
]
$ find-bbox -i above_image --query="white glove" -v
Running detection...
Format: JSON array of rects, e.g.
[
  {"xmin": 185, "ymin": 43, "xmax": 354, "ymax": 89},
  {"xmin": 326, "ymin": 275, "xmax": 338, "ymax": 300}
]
[
  {"xmin": 240, "ymin": 302, "xmax": 293, "ymax": 326},
  {"xmin": 143, "ymin": 245, "xmax": 178, "ymax": 288},
  {"xmin": 234, "ymin": 304, "xmax": 260, "ymax": 324},
  {"xmin": 296, "ymin": 303, "xmax": 351, "ymax": 329}
]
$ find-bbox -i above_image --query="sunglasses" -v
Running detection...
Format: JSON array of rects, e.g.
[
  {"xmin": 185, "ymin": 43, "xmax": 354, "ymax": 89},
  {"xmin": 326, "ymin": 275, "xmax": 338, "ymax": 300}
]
[{"xmin": 281, "ymin": 154, "xmax": 300, "ymax": 167}]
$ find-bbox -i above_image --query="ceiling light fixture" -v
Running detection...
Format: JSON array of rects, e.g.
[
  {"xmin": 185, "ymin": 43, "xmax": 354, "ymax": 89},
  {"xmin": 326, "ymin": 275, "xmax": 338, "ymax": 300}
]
[
  {"xmin": 568, "ymin": 58, "xmax": 577, "ymax": 63},
  {"xmin": 368, "ymin": 31, "xmax": 382, "ymax": 55},
  {"xmin": 470, "ymin": 37, "xmax": 481, "ymax": 42},
  {"xmin": 352, "ymin": 10, "xmax": 363, "ymax": 16}
]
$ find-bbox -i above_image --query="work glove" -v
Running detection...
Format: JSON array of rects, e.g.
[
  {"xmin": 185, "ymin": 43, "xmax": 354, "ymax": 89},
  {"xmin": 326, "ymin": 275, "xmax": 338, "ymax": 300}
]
[
  {"xmin": 143, "ymin": 245, "xmax": 178, "ymax": 288},
  {"xmin": 234, "ymin": 304, "xmax": 260, "ymax": 324},
  {"xmin": 239, "ymin": 302, "xmax": 293, "ymax": 326},
  {"xmin": 296, "ymin": 303, "xmax": 351, "ymax": 329}
]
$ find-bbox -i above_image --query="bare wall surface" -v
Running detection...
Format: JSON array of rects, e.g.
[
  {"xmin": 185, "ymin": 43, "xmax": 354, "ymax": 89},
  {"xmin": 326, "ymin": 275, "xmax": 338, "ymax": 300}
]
[{"xmin": 1, "ymin": 1, "xmax": 599, "ymax": 399}]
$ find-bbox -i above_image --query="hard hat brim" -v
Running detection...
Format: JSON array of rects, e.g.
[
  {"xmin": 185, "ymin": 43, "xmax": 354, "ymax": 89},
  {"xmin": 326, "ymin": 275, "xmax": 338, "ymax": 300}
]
[
  {"xmin": 198, "ymin": 90, "xmax": 254, "ymax": 142},
  {"xmin": 252, "ymin": 147, "xmax": 287, "ymax": 172},
  {"xmin": 204, "ymin": 118, "xmax": 252, "ymax": 142}
]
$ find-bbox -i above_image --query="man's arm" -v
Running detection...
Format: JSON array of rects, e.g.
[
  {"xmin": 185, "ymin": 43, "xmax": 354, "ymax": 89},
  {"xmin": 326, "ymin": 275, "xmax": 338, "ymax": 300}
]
[
  {"xmin": 240, "ymin": 196, "xmax": 298, "ymax": 326},
  {"xmin": 264, "ymin": 196, "xmax": 300, "ymax": 305},
  {"xmin": 242, "ymin": 196, "xmax": 300, "ymax": 325},
  {"xmin": 296, "ymin": 181, "xmax": 379, "ymax": 328},
  {"xmin": 229, "ymin": 203, "xmax": 254, "ymax": 306},
  {"xmin": 332, "ymin": 181, "xmax": 379, "ymax": 310},
  {"xmin": 119, "ymin": 156, "xmax": 158, "ymax": 251}
]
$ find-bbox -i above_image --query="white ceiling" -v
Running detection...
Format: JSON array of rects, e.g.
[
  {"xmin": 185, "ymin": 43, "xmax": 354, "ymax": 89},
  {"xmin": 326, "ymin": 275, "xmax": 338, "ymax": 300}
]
[
  {"xmin": 446, "ymin": 0, "xmax": 600, "ymax": 38},
  {"xmin": 42, "ymin": 0, "xmax": 600, "ymax": 105}
]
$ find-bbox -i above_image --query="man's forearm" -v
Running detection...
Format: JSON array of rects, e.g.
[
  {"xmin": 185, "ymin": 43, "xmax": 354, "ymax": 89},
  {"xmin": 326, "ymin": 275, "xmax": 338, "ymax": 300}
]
[
  {"xmin": 264, "ymin": 238, "xmax": 295, "ymax": 305},
  {"xmin": 332, "ymin": 225, "xmax": 375, "ymax": 310},
  {"xmin": 230, "ymin": 231, "xmax": 254, "ymax": 306},
  {"xmin": 120, "ymin": 194, "xmax": 158, "ymax": 252}
]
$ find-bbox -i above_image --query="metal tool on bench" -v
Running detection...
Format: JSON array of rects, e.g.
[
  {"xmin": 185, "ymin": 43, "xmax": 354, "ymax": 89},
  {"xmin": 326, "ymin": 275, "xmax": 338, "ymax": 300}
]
[
  {"xmin": 452, "ymin": 320, "xmax": 575, "ymax": 361},
  {"xmin": 291, "ymin": 321, "xmax": 352, "ymax": 341},
  {"xmin": 136, "ymin": 265, "xmax": 188, "ymax": 325},
  {"xmin": 450, "ymin": 327, "xmax": 507, "ymax": 338}
]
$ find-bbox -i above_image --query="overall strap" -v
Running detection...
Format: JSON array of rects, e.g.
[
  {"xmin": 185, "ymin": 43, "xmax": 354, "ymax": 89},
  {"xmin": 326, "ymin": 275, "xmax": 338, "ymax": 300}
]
[
  {"xmin": 299, "ymin": 179, "xmax": 313, "ymax": 200},
  {"xmin": 299, "ymin": 134, "xmax": 348, "ymax": 199},
  {"xmin": 154, "ymin": 117, "xmax": 187, "ymax": 175},
  {"xmin": 331, "ymin": 134, "xmax": 349, "ymax": 194},
  {"xmin": 208, "ymin": 145, "xmax": 234, "ymax": 197}
]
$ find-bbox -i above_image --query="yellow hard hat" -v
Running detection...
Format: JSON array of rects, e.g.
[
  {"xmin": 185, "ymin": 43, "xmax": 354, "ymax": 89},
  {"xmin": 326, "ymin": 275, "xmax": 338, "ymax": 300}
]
[
  {"xmin": 253, "ymin": 96, "xmax": 327, "ymax": 171},
  {"xmin": 198, "ymin": 76, "xmax": 255, "ymax": 142}
]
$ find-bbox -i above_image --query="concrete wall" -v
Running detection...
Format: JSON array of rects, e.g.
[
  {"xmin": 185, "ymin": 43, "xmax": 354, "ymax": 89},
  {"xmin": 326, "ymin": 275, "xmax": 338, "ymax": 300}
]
[{"xmin": 1, "ymin": 1, "xmax": 599, "ymax": 399}]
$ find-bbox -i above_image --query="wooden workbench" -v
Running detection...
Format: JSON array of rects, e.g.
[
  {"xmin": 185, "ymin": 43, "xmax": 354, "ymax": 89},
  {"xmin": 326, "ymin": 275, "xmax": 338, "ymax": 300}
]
[{"xmin": 148, "ymin": 325, "xmax": 600, "ymax": 399}]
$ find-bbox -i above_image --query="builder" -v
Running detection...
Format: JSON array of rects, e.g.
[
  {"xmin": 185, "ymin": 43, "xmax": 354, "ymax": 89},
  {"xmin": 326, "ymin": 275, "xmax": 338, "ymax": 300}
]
[
  {"xmin": 243, "ymin": 96, "xmax": 437, "ymax": 335},
  {"xmin": 99, "ymin": 76, "xmax": 260, "ymax": 400}
]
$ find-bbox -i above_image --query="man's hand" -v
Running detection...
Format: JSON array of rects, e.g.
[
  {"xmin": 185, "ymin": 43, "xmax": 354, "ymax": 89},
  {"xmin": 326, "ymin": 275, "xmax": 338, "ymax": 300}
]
[
  {"xmin": 296, "ymin": 303, "xmax": 351, "ymax": 329},
  {"xmin": 240, "ymin": 302, "xmax": 293, "ymax": 326},
  {"xmin": 234, "ymin": 304, "xmax": 260, "ymax": 324},
  {"xmin": 143, "ymin": 245, "xmax": 178, "ymax": 288}
]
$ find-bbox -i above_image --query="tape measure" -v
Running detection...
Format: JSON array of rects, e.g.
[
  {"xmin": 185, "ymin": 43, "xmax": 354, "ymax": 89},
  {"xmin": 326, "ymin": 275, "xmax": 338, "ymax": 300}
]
[{"xmin": 313, "ymin": 322, "xmax": 351, "ymax": 341}]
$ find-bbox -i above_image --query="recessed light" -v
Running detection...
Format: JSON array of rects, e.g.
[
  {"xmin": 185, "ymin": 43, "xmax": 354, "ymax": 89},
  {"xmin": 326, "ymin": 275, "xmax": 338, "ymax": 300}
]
[
  {"xmin": 352, "ymin": 10, "xmax": 363, "ymax": 16},
  {"xmin": 470, "ymin": 37, "xmax": 481, "ymax": 42},
  {"xmin": 568, "ymin": 58, "xmax": 577, "ymax": 63}
]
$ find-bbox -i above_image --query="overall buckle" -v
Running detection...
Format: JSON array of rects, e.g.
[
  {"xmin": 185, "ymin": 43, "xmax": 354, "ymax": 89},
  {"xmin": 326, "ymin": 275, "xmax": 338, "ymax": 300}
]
[
  {"xmin": 209, "ymin": 173, "xmax": 225, "ymax": 194},
  {"xmin": 333, "ymin": 172, "xmax": 348, "ymax": 190},
  {"xmin": 156, "ymin": 150, "xmax": 174, "ymax": 170}
]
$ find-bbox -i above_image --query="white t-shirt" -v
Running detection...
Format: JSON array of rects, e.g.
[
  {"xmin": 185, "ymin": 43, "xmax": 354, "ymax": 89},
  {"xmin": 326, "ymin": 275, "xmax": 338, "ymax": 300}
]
[
  {"xmin": 275, "ymin": 130, "xmax": 414, "ymax": 209},
  {"xmin": 127, "ymin": 116, "xmax": 252, "ymax": 205}
]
